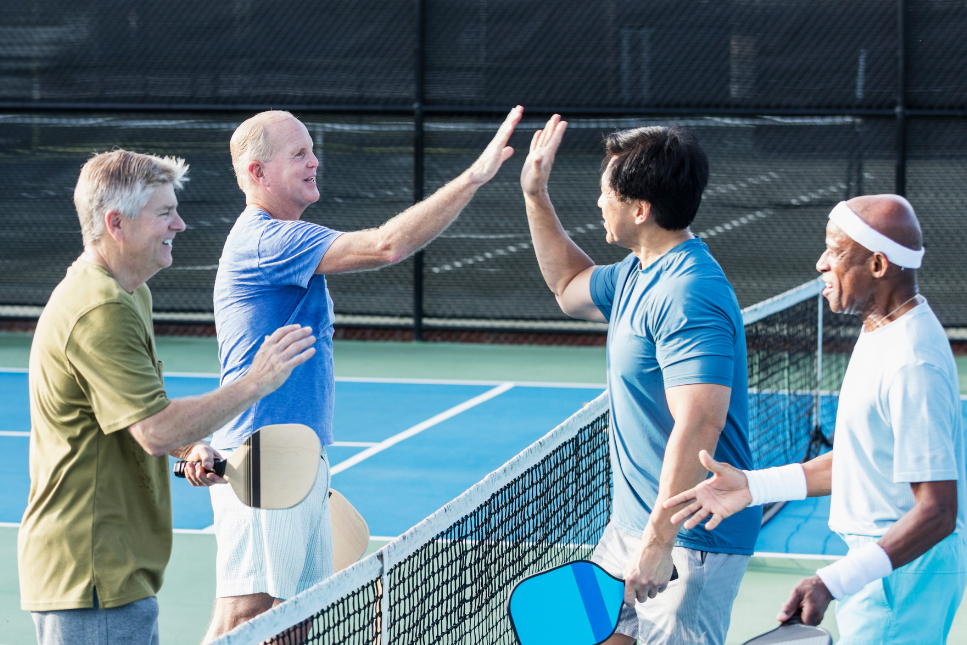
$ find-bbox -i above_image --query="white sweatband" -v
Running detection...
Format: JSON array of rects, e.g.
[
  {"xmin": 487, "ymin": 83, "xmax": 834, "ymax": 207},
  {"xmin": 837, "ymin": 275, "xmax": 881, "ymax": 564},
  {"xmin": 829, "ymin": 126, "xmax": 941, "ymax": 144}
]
[
  {"xmin": 816, "ymin": 543, "xmax": 893, "ymax": 600},
  {"xmin": 828, "ymin": 202, "xmax": 924, "ymax": 269},
  {"xmin": 742, "ymin": 464, "xmax": 807, "ymax": 506}
]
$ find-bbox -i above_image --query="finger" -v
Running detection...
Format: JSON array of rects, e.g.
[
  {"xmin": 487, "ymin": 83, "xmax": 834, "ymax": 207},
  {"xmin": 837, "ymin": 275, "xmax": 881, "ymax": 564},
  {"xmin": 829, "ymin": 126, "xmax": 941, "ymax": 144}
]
[
  {"xmin": 278, "ymin": 326, "xmax": 314, "ymax": 348},
  {"xmin": 492, "ymin": 106, "xmax": 522, "ymax": 148},
  {"xmin": 499, "ymin": 146, "xmax": 514, "ymax": 162},
  {"xmin": 669, "ymin": 500, "xmax": 702, "ymax": 524},
  {"xmin": 623, "ymin": 581, "xmax": 637, "ymax": 607},
  {"xmin": 266, "ymin": 323, "xmax": 302, "ymax": 344},
  {"xmin": 546, "ymin": 120, "xmax": 567, "ymax": 153},
  {"xmin": 683, "ymin": 507, "xmax": 711, "ymax": 531},
  {"xmin": 530, "ymin": 129, "xmax": 542, "ymax": 153},
  {"xmin": 539, "ymin": 114, "xmax": 560, "ymax": 148},
  {"xmin": 705, "ymin": 513, "xmax": 723, "ymax": 531},
  {"xmin": 699, "ymin": 449, "xmax": 728, "ymax": 475},
  {"xmin": 285, "ymin": 346, "xmax": 316, "ymax": 369},
  {"xmin": 280, "ymin": 334, "xmax": 317, "ymax": 361},
  {"xmin": 777, "ymin": 585, "xmax": 804, "ymax": 622},
  {"xmin": 663, "ymin": 490, "xmax": 698, "ymax": 509}
]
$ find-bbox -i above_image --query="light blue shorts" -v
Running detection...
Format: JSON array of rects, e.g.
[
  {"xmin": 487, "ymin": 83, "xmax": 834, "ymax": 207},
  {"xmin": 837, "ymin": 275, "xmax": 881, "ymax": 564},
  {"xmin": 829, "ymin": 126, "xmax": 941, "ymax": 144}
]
[
  {"xmin": 210, "ymin": 447, "xmax": 334, "ymax": 600},
  {"xmin": 835, "ymin": 532, "xmax": 967, "ymax": 645}
]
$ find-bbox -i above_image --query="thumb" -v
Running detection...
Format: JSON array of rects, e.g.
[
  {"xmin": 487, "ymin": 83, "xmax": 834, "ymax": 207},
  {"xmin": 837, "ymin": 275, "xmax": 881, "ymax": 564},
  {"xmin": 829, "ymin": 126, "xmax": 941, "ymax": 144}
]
[
  {"xmin": 500, "ymin": 146, "xmax": 514, "ymax": 161},
  {"xmin": 699, "ymin": 449, "xmax": 726, "ymax": 475}
]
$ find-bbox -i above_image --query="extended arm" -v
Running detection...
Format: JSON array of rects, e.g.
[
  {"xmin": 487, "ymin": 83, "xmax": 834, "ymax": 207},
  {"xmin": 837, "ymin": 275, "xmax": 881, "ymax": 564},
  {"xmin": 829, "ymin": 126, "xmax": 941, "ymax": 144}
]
[
  {"xmin": 622, "ymin": 383, "xmax": 730, "ymax": 604},
  {"xmin": 316, "ymin": 107, "xmax": 523, "ymax": 275},
  {"xmin": 520, "ymin": 115, "xmax": 604, "ymax": 322},
  {"xmin": 128, "ymin": 325, "xmax": 316, "ymax": 456}
]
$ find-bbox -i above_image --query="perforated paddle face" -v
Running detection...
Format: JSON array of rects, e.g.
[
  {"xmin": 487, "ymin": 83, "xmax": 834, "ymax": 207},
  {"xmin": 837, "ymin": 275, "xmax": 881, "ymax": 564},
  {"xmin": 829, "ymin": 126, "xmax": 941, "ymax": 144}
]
[
  {"xmin": 507, "ymin": 561, "xmax": 625, "ymax": 645},
  {"xmin": 741, "ymin": 621, "xmax": 832, "ymax": 644}
]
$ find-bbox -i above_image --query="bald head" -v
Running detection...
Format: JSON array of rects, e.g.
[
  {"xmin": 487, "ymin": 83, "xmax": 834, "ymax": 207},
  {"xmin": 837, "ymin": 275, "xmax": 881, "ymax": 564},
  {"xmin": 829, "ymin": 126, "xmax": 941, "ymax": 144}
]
[
  {"xmin": 230, "ymin": 110, "xmax": 296, "ymax": 191},
  {"xmin": 845, "ymin": 194, "xmax": 922, "ymax": 252}
]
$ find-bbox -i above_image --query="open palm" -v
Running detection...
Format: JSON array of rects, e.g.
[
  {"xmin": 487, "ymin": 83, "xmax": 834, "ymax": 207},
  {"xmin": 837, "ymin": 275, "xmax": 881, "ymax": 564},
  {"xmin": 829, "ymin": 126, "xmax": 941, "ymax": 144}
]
[
  {"xmin": 664, "ymin": 450, "xmax": 753, "ymax": 531},
  {"xmin": 521, "ymin": 114, "xmax": 567, "ymax": 197}
]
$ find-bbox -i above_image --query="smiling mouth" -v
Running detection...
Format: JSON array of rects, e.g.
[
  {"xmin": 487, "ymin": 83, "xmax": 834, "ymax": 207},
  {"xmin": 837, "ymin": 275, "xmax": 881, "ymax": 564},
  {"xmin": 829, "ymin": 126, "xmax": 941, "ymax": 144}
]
[
  {"xmin": 162, "ymin": 240, "xmax": 173, "ymax": 246},
  {"xmin": 304, "ymin": 177, "xmax": 316, "ymax": 184}
]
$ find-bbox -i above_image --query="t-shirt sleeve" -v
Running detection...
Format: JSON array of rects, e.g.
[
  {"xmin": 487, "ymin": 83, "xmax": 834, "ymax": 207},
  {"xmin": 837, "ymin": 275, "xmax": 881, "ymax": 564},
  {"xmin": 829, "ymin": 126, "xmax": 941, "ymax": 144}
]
[
  {"xmin": 890, "ymin": 362, "xmax": 961, "ymax": 483},
  {"xmin": 590, "ymin": 255, "xmax": 634, "ymax": 321},
  {"xmin": 258, "ymin": 219, "xmax": 343, "ymax": 287},
  {"xmin": 66, "ymin": 304, "xmax": 170, "ymax": 434},
  {"xmin": 656, "ymin": 284, "xmax": 737, "ymax": 389}
]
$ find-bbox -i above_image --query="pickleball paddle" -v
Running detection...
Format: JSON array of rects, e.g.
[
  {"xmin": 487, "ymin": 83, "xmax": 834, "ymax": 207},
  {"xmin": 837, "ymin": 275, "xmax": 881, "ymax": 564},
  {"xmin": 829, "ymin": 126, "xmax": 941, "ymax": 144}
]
[
  {"xmin": 330, "ymin": 488, "xmax": 370, "ymax": 571},
  {"xmin": 173, "ymin": 423, "xmax": 321, "ymax": 509},
  {"xmin": 507, "ymin": 560, "xmax": 679, "ymax": 645},
  {"xmin": 740, "ymin": 615, "xmax": 832, "ymax": 644}
]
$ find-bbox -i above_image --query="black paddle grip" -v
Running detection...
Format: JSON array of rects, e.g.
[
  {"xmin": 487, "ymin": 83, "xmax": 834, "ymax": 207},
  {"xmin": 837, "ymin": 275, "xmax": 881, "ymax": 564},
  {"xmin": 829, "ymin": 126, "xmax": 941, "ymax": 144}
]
[{"xmin": 172, "ymin": 459, "xmax": 227, "ymax": 478}]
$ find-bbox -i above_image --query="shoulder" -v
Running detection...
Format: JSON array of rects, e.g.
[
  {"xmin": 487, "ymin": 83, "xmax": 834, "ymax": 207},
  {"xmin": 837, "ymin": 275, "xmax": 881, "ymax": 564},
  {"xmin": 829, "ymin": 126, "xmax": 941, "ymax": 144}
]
[{"xmin": 46, "ymin": 262, "xmax": 142, "ymax": 327}]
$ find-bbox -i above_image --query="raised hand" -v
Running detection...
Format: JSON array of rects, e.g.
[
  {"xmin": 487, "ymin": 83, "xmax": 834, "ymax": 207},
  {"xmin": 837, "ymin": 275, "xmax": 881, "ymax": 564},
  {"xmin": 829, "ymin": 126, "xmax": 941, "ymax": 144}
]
[
  {"xmin": 521, "ymin": 114, "xmax": 568, "ymax": 197},
  {"xmin": 246, "ymin": 324, "xmax": 316, "ymax": 397},
  {"xmin": 466, "ymin": 106, "xmax": 523, "ymax": 185},
  {"xmin": 662, "ymin": 449, "xmax": 752, "ymax": 530}
]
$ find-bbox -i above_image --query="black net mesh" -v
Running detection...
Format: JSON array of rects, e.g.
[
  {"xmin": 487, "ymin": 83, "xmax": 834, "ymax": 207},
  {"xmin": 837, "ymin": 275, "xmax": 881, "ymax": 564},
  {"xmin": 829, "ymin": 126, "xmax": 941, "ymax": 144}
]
[{"xmin": 268, "ymin": 577, "xmax": 382, "ymax": 645}]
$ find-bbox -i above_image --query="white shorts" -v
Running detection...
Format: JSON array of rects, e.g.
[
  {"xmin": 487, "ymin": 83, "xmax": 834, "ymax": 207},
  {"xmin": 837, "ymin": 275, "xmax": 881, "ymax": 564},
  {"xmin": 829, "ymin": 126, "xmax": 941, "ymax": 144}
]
[
  {"xmin": 590, "ymin": 523, "xmax": 749, "ymax": 645},
  {"xmin": 210, "ymin": 448, "xmax": 333, "ymax": 601}
]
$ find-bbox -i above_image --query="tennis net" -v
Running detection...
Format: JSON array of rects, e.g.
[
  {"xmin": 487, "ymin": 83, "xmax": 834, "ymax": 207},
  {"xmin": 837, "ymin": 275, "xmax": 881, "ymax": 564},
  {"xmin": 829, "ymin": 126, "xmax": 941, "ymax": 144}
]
[{"xmin": 212, "ymin": 277, "xmax": 857, "ymax": 645}]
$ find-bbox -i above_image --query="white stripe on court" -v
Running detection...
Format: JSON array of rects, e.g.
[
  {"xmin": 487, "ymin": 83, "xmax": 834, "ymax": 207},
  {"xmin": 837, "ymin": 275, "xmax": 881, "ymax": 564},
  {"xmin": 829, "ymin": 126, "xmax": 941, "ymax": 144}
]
[
  {"xmin": 330, "ymin": 441, "xmax": 378, "ymax": 448},
  {"xmin": 331, "ymin": 382, "xmax": 515, "ymax": 475},
  {"xmin": 0, "ymin": 431, "xmax": 29, "ymax": 437}
]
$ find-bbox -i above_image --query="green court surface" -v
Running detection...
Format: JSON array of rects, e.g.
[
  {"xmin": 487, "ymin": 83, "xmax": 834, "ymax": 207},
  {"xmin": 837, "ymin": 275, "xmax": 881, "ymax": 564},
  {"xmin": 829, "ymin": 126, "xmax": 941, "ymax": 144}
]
[{"xmin": 2, "ymin": 331, "xmax": 966, "ymax": 644}]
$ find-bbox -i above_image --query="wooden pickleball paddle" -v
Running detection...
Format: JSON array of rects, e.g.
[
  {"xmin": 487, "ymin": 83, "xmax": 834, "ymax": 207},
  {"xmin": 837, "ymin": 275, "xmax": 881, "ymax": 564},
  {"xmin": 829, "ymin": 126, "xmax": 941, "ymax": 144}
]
[
  {"xmin": 329, "ymin": 488, "xmax": 370, "ymax": 571},
  {"xmin": 173, "ymin": 423, "xmax": 321, "ymax": 509}
]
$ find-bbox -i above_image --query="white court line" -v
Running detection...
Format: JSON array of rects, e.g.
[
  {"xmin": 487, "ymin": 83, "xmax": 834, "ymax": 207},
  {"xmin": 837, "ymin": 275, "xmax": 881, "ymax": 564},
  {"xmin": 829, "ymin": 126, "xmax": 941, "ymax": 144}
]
[
  {"xmin": 0, "ymin": 367, "xmax": 27, "ymax": 373},
  {"xmin": 174, "ymin": 526, "xmax": 216, "ymax": 534},
  {"xmin": 330, "ymin": 441, "xmax": 378, "ymax": 448},
  {"xmin": 334, "ymin": 376, "xmax": 605, "ymax": 388},
  {"xmin": 0, "ymin": 431, "xmax": 29, "ymax": 437},
  {"xmin": 331, "ymin": 382, "xmax": 515, "ymax": 475}
]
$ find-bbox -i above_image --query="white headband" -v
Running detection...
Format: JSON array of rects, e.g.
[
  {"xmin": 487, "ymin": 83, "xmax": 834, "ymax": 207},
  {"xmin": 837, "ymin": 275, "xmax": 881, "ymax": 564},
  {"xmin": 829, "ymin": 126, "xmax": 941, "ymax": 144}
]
[{"xmin": 828, "ymin": 202, "xmax": 924, "ymax": 269}]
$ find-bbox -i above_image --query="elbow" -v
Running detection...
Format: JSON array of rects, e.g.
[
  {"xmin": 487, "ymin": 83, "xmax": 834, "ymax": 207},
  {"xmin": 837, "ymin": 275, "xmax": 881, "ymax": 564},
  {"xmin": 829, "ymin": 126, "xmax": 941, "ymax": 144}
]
[
  {"xmin": 374, "ymin": 238, "xmax": 407, "ymax": 266},
  {"xmin": 128, "ymin": 425, "xmax": 169, "ymax": 457},
  {"xmin": 926, "ymin": 500, "xmax": 958, "ymax": 540}
]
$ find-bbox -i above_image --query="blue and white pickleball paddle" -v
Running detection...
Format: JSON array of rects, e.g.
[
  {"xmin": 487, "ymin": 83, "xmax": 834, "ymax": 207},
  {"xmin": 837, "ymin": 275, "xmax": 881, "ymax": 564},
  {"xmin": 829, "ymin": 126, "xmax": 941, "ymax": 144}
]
[{"xmin": 507, "ymin": 561, "xmax": 678, "ymax": 645}]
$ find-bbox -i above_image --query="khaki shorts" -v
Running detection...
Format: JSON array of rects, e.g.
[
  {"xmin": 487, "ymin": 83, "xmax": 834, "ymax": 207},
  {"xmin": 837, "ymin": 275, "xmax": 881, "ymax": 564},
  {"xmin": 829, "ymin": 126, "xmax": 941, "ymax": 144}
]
[{"xmin": 590, "ymin": 523, "xmax": 749, "ymax": 645}]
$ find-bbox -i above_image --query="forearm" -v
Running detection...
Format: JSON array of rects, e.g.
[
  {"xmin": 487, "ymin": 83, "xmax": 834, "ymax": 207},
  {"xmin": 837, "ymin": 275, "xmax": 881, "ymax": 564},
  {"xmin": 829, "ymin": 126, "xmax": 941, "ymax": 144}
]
[
  {"xmin": 130, "ymin": 377, "xmax": 261, "ymax": 456},
  {"xmin": 645, "ymin": 421, "xmax": 724, "ymax": 547},
  {"xmin": 375, "ymin": 172, "xmax": 479, "ymax": 263},
  {"xmin": 523, "ymin": 192, "xmax": 594, "ymax": 296},
  {"xmin": 878, "ymin": 481, "xmax": 957, "ymax": 568},
  {"xmin": 802, "ymin": 451, "xmax": 833, "ymax": 497}
]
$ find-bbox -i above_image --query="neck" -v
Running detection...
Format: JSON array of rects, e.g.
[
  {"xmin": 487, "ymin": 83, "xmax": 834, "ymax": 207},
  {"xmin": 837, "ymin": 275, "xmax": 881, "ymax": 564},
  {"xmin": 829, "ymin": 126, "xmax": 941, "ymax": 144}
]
[
  {"xmin": 246, "ymin": 191, "xmax": 305, "ymax": 221},
  {"xmin": 860, "ymin": 282, "xmax": 921, "ymax": 332},
  {"xmin": 633, "ymin": 226, "xmax": 694, "ymax": 268},
  {"xmin": 81, "ymin": 245, "xmax": 147, "ymax": 294}
]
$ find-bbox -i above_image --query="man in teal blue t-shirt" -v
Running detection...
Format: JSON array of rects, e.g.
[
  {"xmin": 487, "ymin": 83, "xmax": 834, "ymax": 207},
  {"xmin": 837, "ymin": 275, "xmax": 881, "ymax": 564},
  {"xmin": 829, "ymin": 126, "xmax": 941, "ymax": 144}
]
[{"xmin": 519, "ymin": 116, "xmax": 759, "ymax": 645}]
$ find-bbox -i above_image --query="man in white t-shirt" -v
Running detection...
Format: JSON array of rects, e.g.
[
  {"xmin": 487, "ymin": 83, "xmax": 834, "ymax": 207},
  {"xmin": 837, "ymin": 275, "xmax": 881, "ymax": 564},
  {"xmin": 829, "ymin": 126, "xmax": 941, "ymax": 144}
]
[{"xmin": 663, "ymin": 194, "xmax": 966, "ymax": 644}]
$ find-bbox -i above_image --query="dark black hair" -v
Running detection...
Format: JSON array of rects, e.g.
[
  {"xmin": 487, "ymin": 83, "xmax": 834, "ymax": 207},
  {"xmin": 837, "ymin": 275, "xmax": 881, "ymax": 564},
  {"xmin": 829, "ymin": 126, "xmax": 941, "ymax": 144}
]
[{"xmin": 602, "ymin": 126, "xmax": 709, "ymax": 231}]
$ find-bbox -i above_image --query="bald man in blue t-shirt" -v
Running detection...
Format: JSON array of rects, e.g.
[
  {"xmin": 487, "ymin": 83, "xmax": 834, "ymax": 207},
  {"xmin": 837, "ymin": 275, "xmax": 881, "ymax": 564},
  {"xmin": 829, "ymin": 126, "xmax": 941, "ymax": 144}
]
[{"xmin": 519, "ymin": 116, "xmax": 759, "ymax": 645}]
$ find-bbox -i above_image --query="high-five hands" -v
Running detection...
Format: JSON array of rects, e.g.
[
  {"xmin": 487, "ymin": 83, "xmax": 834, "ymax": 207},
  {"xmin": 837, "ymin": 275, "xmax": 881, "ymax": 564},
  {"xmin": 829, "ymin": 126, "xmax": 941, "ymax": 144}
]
[
  {"xmin": 521, "ymin": 114, "xmax": 568, "ymax": 197},
  {"xmin": 466, "ymin": 106, "xmax": 524, "ymax": 185},
  {"xmin": 662, "ymin": 449, "xmax": 753, "ymax": 530}
]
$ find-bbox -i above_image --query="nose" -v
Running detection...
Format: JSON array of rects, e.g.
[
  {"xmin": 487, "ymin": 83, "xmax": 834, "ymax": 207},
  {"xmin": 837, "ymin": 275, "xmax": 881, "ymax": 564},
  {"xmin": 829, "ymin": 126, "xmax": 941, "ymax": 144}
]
[
  {"xmin": 171, "ymin": 211, "xmax": 187, "ymax": 233},
  {"xmin": 308, "ymin": 151, "xmax": 319, "ymax": 169},
  {"xmin": 816, "ymin": 249, "xmax": 829, "ymax": 273},
  {"xmin": 597, "ymin": 193, "xmax": 605, "ymax": 210}
]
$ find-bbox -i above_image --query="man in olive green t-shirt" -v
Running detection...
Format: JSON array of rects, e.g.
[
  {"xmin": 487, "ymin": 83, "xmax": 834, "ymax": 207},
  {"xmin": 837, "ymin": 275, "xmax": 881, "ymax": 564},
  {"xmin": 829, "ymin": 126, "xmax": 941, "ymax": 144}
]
[{"xmin": 19, "ymin": 150, "xmax": 318, "ymax": 645}]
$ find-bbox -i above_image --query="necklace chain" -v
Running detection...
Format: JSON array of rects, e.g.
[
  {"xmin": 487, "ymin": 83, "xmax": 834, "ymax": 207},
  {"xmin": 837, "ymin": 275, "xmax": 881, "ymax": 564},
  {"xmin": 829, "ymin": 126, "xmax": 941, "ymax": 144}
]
[{"xmin": 872, "ymin": 293, "xmax": 921, "ymax": 329}]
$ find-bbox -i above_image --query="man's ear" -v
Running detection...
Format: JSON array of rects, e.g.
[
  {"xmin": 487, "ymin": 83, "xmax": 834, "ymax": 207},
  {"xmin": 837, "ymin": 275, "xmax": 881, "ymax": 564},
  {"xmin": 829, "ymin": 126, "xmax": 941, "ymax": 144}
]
[
  {"xmin": 870, "ymin": 252, "xmax": 890, "ymax": 279},
  {"xmin": 103, "ymin": 209, "xmax": 125, "ymax": 242},
  {"xmin": 248, "ymin": 160, "xmax": 268, "ymax": 187},
  {"xmin": 633, "ymin": 200, "xmax": 651, "ymax": 225}
]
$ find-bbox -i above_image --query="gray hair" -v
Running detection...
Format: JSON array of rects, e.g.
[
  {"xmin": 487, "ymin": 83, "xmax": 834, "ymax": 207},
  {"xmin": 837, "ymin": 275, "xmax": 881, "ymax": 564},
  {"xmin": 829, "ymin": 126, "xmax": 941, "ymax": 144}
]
[
  {"xmin": 73, "ymin": 150, "xmax": 189, "ymax": 246},
  {"xmin": 230, "ymin": 111, "xmax": 295, "ymax": 190}
]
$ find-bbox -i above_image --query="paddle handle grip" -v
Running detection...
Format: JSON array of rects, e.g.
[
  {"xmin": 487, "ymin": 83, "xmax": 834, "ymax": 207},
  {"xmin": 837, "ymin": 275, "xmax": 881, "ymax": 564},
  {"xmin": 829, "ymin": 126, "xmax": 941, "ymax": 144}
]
[{"xmin": 173, "ymin": 459, "xmax": 227, "ymax": 478}]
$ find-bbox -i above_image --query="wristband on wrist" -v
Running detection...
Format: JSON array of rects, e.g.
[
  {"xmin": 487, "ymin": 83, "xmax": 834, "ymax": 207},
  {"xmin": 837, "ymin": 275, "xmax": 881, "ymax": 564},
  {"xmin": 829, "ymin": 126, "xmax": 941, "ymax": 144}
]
[
  {"xmin": 741, "ymin": 463, "xmax": 807, "ymax": 506},
  {"xmin": 816, "ymin": 543, "xmax": 893, "ymax": 600}
]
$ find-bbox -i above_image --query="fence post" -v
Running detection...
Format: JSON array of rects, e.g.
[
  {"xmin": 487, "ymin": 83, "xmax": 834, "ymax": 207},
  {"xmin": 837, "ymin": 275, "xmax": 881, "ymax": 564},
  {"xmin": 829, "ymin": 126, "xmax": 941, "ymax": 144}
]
[
  {"xmin": 895, "ymin": 0, "xmax": 906, "ymax": 196},
  {"xmin": 412, "ymin": 0, "xmax": 426, "ymax": 341}
]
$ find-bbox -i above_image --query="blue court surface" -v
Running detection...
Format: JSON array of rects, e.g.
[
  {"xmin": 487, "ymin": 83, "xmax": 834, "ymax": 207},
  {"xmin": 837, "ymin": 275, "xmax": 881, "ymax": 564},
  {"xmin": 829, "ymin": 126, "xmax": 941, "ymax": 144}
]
[
  {"xmin": 3, "ymin": 368, "xmax": 965, "ymax": 555},
  {"xmin": 0, "ymin": 370, "xmax": 603, "ymax": 538}
]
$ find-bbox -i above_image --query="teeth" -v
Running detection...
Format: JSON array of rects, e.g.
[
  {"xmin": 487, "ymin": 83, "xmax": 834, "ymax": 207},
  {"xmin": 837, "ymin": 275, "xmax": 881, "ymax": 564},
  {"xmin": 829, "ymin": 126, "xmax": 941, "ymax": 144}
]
[{"xmin": 163, "ymin": 240, "xmax": 172, "ymax": 246}]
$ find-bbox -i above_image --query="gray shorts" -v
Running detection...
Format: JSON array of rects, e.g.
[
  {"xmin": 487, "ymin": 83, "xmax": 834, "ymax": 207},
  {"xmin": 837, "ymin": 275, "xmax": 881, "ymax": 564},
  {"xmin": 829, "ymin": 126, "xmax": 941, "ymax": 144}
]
[
  {"xmin": 590, "ymin": 523, "xmax": 749, "ymax": 645},
  {"xmin": 32, "ymin": 590, "xmax": 159, "ymax": 645}
]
